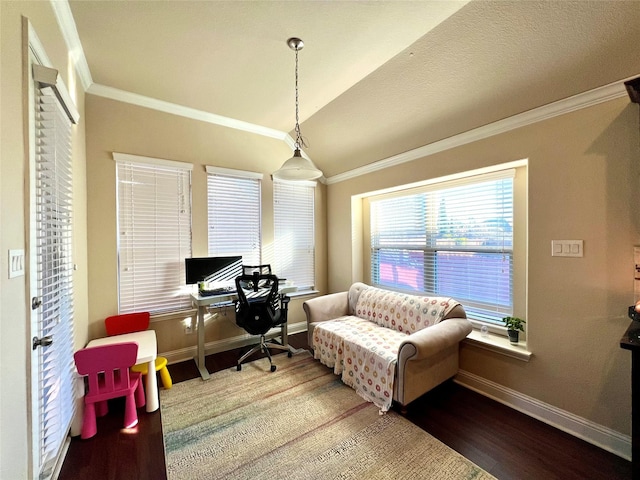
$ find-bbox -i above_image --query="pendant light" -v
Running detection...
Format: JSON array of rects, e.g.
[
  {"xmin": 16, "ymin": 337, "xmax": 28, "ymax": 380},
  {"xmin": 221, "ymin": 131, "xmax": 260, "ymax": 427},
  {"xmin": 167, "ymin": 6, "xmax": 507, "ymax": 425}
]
[{"xmin": 272, "ymin": 37, "xmax": 323, "ymax": 181}]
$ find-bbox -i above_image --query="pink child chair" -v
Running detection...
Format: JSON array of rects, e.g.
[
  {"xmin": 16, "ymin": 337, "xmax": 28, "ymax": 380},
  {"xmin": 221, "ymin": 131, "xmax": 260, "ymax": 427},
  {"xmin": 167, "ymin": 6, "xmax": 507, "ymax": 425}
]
[
  {"xmin": 105, "ymin": 312, "xmax": 172, "ymax": 389},
  {"xmin": 73, "ymin": 342, "xmax": 146, "ymax": 439}
]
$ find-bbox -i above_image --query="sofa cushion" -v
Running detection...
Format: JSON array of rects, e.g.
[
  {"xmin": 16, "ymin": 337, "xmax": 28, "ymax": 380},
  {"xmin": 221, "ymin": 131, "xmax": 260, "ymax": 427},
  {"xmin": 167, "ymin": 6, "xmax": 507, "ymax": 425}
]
[
  {"xmin": 313, "ymin": 316, "xmax": 409, "ymax": 412},
  {"xmin": 354, "ymin": 286, "xmax": 460, "ymax": 335}
]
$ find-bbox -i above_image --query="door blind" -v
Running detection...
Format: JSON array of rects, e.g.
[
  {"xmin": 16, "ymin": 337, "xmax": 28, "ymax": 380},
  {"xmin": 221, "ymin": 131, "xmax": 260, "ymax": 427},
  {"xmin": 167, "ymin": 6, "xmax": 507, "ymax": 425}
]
[
  {"xmin": 34, "ymin": 84, "xmax": 76, "ymax": 478},
  {"xmin": 116, "ymin": 159, "xmax": 192, "ymax": 313},
  {"xmin": 273, "ymin": 180, "xmax": 315, "ymax": 290},
  {"xmin": 207, "ymin": 172, "xmax": 262, "ymax": 265}
]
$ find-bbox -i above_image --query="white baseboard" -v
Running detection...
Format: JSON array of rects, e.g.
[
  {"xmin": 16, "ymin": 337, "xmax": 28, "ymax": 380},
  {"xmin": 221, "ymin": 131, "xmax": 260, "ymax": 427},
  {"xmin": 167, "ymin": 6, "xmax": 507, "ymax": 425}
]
[
  {"xmin": 162, "ymin": 321, "xmax": 308, "ymax": 365},
  {"xmin": 455, "ymin": 369, "xmax": 631, "ymax": 461}
]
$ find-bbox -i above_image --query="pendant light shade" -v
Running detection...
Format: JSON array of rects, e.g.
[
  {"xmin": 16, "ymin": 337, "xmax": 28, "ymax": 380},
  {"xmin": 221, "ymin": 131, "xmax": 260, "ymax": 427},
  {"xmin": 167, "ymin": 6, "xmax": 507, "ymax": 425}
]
[
  {"xmin": 273, "ymin": 37, "xmax": 323, "ymax": 181},
  {"xmin": 273, "ymin": 149, "xmax": 323, "ymax": 181}
]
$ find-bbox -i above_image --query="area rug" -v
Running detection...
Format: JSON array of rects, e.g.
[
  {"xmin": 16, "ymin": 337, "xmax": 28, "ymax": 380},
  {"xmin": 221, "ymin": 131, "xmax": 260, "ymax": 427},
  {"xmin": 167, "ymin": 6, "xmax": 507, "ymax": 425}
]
[{"xmin": 160, "ymin": 352, "xmax": 495, "ymax": 480}]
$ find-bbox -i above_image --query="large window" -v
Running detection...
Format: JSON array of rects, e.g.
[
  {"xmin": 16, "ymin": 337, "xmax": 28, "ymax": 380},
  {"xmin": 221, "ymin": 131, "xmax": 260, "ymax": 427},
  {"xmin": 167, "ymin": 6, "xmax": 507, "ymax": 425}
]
[
  {"xmin": 115, "ymin": 154, "xmax": 193, "ymax": 313},
  {"xmin": 369, "ymin": 170, "xmax": 515, "ymax": 325},
  {"xmin": 207, "ymin": 166, "xmax": 262, "ymax": 265},
  {"xmin": 273, "ymin": 180, "xmax": 315, "ymax": 291}
]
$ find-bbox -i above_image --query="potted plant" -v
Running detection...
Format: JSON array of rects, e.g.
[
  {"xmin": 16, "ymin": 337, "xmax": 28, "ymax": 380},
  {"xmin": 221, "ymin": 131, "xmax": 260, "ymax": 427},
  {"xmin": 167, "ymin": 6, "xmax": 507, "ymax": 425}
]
[{"xmin": 502, "ymin": 316, "xmax": 526, "ymax": 344}]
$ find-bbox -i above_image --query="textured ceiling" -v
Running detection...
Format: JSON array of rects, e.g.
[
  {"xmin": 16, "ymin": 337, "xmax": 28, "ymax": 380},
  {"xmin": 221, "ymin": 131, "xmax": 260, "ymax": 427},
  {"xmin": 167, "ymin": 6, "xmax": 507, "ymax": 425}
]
[{"xmin": 68, "ymin": 0, "xmax": 640, "ymax": 178}]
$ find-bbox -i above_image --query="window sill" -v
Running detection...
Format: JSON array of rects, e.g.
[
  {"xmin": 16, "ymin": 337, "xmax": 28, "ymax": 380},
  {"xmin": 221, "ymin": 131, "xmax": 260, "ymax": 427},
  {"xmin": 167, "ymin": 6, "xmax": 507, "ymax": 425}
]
[
  {"xmin": 286, "ymin": 289, "xmax": 319, "ymax": 299},
  {"xmin": 463, "ymin": 329, "xmax": 532, "ymax": 362}
]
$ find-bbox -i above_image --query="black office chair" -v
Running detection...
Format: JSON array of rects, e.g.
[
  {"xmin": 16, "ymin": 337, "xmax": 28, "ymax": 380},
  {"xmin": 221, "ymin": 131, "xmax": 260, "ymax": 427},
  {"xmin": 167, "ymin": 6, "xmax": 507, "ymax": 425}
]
[
  {"xmin": 234, "ymin": 271, "xmax": 293, "ymax": 372},
  {"xmin": 242, "ymin": 264, "xmax": 272, "ymax": 276}
]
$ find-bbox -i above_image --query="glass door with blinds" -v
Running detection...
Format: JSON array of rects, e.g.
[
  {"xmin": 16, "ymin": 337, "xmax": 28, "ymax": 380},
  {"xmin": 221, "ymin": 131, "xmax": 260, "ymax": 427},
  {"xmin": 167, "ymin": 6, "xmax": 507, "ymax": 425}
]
[{"xmin": 28, "ymin": 57, "xmax": 79, "ymax": 480}]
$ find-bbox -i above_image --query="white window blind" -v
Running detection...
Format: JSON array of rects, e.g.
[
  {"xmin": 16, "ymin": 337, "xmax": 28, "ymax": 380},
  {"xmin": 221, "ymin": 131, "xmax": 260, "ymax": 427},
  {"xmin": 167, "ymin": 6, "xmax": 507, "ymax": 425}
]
[
  {"xmin": 34, "ymin": 83, "xmax": 76, "ymax": 478},
  {"xmin": 274, "ymin": 180, "xmax": 315, "ymax": 290},
  {"xmin": 370, "ymin": 170, "xmax": 514, "ymax": 324},
  {"xmin": 116, "ymin": 156, "xmax": 192, "ymax": 313},
  {"xmin": 207, "ymin": 170, "xmax": 262, "ymax": 265}
]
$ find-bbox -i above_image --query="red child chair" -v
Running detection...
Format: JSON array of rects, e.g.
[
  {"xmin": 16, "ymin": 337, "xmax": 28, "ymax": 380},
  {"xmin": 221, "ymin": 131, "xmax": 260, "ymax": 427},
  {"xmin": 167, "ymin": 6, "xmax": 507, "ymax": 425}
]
[
  {"xmin": 105, "ymin": 311, "xmax": 173, "ymax": 389},
  {"xmin": 74, "ymin": 342, "xmax": 146, "ymax": 439}
]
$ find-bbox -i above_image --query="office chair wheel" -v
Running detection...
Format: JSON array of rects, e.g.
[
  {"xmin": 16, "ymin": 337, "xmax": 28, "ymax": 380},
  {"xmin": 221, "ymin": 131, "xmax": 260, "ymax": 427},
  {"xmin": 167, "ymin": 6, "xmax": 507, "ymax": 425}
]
[
  {"xmin": 270, "ymin": 365, "xmax": 277, "ymax": 372},
  {"xmin": 288, "ymin": 351, "xmax": 293, "ymax": 358},
  {"xmin": 237, "ymin": 364, "xmax": 242, "ymax": 371}
]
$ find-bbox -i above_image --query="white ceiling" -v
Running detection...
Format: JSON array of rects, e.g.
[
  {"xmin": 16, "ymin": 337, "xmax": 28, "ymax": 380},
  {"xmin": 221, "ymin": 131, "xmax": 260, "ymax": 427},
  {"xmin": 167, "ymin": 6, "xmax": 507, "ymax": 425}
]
[{"xmin": 68, "ymin": 0, "xmax": 640, "ymax": 178}]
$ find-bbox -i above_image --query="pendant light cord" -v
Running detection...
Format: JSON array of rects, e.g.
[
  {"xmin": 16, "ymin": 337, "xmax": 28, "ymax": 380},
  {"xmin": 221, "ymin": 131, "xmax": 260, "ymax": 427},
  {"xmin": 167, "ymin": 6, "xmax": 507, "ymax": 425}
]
[{"xmin": 293, "ymin": 45, "xmax": 305, "ymax": 149}]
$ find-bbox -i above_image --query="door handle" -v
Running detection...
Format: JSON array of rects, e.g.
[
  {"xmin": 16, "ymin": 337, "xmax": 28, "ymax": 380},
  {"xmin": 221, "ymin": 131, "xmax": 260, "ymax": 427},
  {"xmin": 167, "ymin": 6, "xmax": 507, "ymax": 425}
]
[
  {"xmin": 32, "ymin": 296, "xmax": 42, "ymax": 310},
  {"xmin": 32, "ymin": 335, "xmax": 53, "ymax": 350}
]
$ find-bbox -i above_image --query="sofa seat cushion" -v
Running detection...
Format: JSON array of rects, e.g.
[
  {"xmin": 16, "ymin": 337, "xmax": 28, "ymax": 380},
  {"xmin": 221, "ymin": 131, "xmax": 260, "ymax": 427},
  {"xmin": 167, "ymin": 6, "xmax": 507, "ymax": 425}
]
[
  {"xmin": 313, "ymin": 316, "xmax": 410, "ymax": 412},
  {"xmin": 354, "ymin": 286, "xmax": 459, "ymax": 335}
]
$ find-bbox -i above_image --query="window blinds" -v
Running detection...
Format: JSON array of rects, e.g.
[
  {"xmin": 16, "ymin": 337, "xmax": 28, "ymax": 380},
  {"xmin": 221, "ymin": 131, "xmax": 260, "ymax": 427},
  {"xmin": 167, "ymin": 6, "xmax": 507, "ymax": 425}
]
[
  {"xmin": 207, "ymin": 171, "xmax": 262, "ymax": 265},
  {"xmin": 116, "ymin": 158, "xmax": 192, "ymax": 313},
  {"xmin": 34, "ymin": 84, "xmax": 76, "ymax": 478},
  {"xmin": 273, "ymin": 181, "xmax": 315, "ymax": 290},
  {"xmin": 370, "ymin": 170, "xmax": 514, "ymax": 323}
]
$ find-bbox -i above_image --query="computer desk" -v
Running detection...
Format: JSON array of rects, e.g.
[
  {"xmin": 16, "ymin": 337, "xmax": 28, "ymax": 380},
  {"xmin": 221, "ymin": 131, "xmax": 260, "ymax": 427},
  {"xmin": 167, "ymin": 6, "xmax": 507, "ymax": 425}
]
[{"xmin": 190, "ymin": 285, "xmax": 297, "ymax": 380}]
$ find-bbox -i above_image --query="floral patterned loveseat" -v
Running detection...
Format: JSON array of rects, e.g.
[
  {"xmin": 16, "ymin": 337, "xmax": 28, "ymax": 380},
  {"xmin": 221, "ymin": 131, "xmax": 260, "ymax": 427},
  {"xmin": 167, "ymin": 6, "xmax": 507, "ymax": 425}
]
[{"xmin": 303, "ymin": 283, "xmax": 472, "ymax": 413}]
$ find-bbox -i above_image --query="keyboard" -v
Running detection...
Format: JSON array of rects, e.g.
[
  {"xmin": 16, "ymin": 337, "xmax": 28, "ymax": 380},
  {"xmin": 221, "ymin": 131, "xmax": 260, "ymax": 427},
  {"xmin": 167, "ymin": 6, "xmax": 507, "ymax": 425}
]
[{"xmin": 199, "ymin": 286, "xmax": 235, "ymax": 297}]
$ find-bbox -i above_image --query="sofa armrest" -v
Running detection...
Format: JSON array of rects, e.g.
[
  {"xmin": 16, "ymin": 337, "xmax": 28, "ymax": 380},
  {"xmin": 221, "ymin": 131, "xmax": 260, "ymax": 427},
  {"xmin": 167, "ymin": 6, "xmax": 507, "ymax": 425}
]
[
  {"xmin": 398, "ymin": 317, "xmax": 472, "ymax": 362},
  {"xmin": 303, "ymin": 291, "xmax": 349, "ymax": 324}
]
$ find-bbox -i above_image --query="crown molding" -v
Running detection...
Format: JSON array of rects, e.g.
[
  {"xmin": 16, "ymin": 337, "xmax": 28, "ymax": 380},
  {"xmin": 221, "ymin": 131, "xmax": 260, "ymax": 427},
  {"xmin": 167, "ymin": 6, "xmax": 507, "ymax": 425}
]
[
  {"xmin": 52, "ymin": 0, "xmax": 633, "ymax": 187},
  {"xmin": 52, "ymin": 0, "xmax": 287, "ymax": 141},
  {"xmin": 49, "ymin": 0, "xmax": 93, "ymax": 91},
  {"xmin": 88, "ymin": 83, "xmax": 288, "ymax": 141},
  {"xmin": 326, "ymin": 80, "xmax": 631, "ymax": 185}
]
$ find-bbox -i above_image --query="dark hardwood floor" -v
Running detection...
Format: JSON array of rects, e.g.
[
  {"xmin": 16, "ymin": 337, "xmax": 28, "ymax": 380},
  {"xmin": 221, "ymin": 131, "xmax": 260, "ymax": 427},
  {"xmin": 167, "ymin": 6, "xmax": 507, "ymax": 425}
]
[{"xmin": 59, "ymin": 333, "xmax": 631, "ymax": 480}]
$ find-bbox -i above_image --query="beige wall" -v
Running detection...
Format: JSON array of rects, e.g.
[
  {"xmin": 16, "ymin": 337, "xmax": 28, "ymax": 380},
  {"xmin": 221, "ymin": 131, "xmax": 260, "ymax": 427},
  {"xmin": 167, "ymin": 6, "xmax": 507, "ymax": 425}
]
[
  {"xmin": 84, "ymin": 95, "xmax": 327, "ymax": 355},
  {"xmin": 1, "ymin": 2, "xmax": 636, "ymax": 476},
  {"xmin": 327, "ymin": 96, "xmax": 640, "ymax": 436},
  {"xmin": 0, "ymin": 2, "xmax": 88, "ymax": 478}
]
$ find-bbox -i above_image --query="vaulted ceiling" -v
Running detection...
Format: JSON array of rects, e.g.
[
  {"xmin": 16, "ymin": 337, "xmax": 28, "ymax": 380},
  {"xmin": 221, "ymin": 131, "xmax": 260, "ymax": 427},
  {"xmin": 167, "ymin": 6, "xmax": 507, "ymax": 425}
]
[{"xmin": 68, "ymin": 0, "xmax": 640, "ymax": 179}]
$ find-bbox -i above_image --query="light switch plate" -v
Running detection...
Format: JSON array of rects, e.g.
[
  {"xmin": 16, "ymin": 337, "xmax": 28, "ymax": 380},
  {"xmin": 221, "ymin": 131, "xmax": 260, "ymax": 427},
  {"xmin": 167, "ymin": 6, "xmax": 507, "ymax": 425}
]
[
  {"xmin": 551, "ymin": 240, "xmax": 583, "ymax": 257},
  {"xmin": 8, "ymin": 249, "xmax": 25, "ymax": 278}
]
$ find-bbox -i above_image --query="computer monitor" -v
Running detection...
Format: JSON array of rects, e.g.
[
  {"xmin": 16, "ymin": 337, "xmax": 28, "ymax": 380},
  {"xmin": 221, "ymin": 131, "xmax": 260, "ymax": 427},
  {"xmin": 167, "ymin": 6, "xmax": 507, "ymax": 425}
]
[{"xmin": 185, "ymin": 256, "xmax": 242, "ymax": 285}]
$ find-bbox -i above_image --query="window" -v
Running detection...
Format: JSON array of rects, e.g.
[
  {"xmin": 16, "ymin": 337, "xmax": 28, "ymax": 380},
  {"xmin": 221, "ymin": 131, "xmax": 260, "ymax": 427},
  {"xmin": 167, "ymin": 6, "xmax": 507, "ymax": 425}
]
[
  {"xmin": 207, "ymin": 166, "xmax": 262, "ymax": 265},
  {"xmin": 369, "ymin": 170, "xmax": 515, "ymax": 325},
  {"xmin": 273, "ymin": 180, "xmax": 315, "ymax": 290},
  {"xmin": 115, "ymin": 154, "xmax": 193, "ymax": 313}
]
